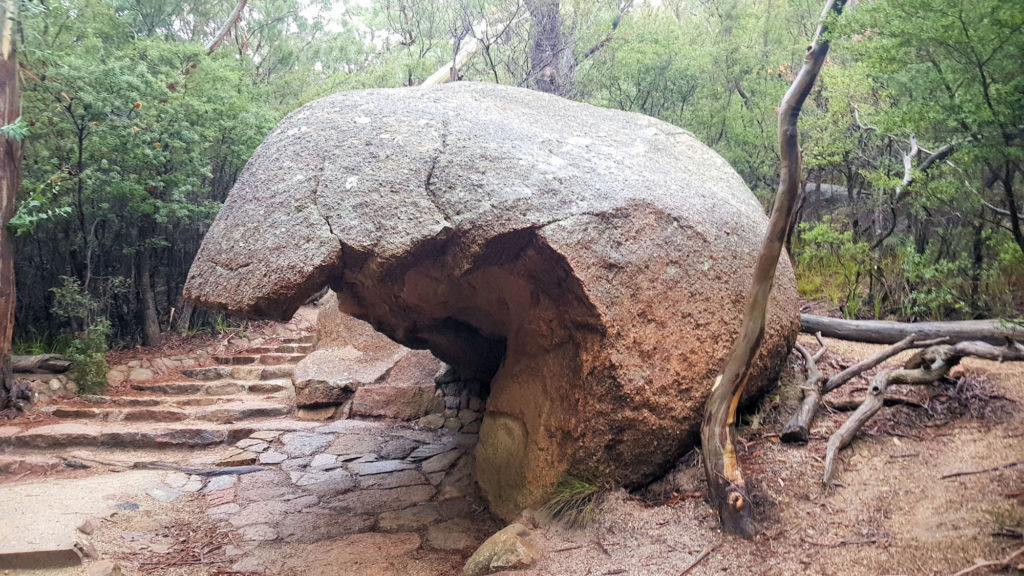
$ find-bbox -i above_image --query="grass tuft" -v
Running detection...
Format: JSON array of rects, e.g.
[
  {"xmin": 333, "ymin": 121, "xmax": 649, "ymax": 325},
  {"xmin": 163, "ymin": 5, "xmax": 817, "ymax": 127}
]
[{"xmin": 542, "ymin": 476, "xmax": 602, "ymax": 528}]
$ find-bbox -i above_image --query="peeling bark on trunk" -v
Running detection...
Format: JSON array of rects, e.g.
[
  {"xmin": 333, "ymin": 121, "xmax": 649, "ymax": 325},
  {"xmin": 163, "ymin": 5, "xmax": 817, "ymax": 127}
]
[
  {"xmin": 1, "ymin": 0, "xmax": 20, "ymax": 409},
  {"xmin": 699, "ymin": 0, "xmax": 844, "ymax": 536}
]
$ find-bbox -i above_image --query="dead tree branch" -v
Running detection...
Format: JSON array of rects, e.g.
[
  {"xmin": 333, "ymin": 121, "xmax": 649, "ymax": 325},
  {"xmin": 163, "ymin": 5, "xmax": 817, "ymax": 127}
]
[
  {"xmin": 822, "ymin": 340, "xmax": 1024, "ymax": 484},
  {"xmin": 780, "ymin": 335, "xmax": 826, "ymax": 443},
  {"xmin": 206, "ymin": 0, "xmax": 248, "ymax": 55},
  {"xmin": 950, "ymin": 544, "xmax": 1024, "ymax": 576},
  {"xmin": 699, "ymin": 0, "xmax": 845, "ymax": 537},
  {"xmin": 781, "ymin": 334, "xmax": 946, "ymax": 443}
]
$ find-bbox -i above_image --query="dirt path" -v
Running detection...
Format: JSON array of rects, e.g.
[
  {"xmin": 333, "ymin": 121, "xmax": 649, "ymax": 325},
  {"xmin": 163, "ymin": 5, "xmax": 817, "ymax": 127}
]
[{"xmin": 522, "ymin": 335, "xmax": 1024, "ymax": 576}]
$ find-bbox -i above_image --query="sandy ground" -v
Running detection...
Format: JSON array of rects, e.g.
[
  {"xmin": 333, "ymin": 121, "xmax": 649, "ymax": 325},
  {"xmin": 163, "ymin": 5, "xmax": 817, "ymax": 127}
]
[{"xmin": 521, "ymin": 335, "xmax": 1024, "ymax": 576}]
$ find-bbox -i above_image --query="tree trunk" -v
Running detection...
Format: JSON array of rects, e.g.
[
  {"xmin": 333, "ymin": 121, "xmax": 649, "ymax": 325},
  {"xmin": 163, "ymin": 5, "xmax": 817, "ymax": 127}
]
[
  {"xmin": 699, "ymin": 0, "xmax": 845, "ymax": 537},
  {"xmin": 1, "ymin": 0, "xmax": 20, "ymax": 407},
  {"xmin": 800, "ymin": 314, "xmax": 1023, "ymax": 345},
  {"xmin": 174, "ymin": 298, "xmax": 195, "ymax": 334},
  {"xmin": 138, "ymin": 244, "xmax": 161, "ymax": 347},
  {"xmin": 1001, "ymin": 162, "xmax": 1024, "ymax": 257},
  {"xmin": 526, "ymin": 0, "xmax": 570, "ymax": 97}
]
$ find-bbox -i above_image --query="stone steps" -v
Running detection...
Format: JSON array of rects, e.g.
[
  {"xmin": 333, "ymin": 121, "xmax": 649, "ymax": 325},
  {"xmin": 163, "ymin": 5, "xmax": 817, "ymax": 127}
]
[
  {"xmin": 191, "ymin": 402, "xmax": 294, "ymax": 424},
  {"xmin": 130, "ymin": 379, "xmax": 292, "ymax": 396},
  {"xmin": 49, "ymin": 406, "xmax": 191, "ymax": 423},
  {"xmin": 257, "ymin": 353, "xmax": 305, "ymax": 365},
  {"xmin": 212, "ymin": 352, "xmax": 307, "ymax": 366},
  {"xmin": 180, "ymin": 365, "xmax": 295, "ymax": 382},
  {"xmin": 0, "ymin": 422, "xmax": 255, "ymax": 449},
  {"xmin": 43, "ymin": 400, "xmax": 293, "ymax": 425},
  {"xmin": 79, "ymin": 395, "xmax": 223, "ymax": 407},
  {"xmin": 0, "ymin": 419, "xmax": 320, "ymax": 450},
  {"xmin": 213, "ymin": 355, "xmax": 259, "ymax": 366},
  {"xmin": 244, "ymin": 343, "xmax": 316, "ymax": 355}
]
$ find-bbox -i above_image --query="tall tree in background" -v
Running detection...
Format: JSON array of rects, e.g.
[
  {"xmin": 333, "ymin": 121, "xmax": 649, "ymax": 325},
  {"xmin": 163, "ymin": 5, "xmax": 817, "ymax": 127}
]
[
  {"xmin": 1, "ymin": 0, "xmax": 20, "ymax": 407},
  {"xmin": 526, "ymin": 0, "xmax": 569, "ymax": 96}
]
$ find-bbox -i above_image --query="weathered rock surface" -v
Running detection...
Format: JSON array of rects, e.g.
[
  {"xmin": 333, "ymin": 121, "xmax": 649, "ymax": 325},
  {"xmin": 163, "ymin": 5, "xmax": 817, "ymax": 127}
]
[
  {"xmin": 291, "ymin": 294, "xmax": 443, "ymax": 411},
  {"xmin": 184, "ymin": 82, "xmax": 800, "ymax": 519}
]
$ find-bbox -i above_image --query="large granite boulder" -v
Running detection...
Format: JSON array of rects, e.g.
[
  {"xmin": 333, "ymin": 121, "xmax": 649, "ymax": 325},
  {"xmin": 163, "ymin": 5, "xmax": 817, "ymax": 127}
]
[{"xmin": 184, "ymin": 82, "xmax": 799, "ymax": 519}]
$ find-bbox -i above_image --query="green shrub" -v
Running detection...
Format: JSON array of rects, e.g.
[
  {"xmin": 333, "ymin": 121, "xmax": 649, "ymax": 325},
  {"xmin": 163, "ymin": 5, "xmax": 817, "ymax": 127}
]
[
  {"xmin": 793, "ymin": 216, "xmax": 871, "ymax": 318},
  {"xmin": 49, "ymin": 276, "xmax": 111, "ymax": 394},
  {"xmin": 67, "ymin": 320, "xmax": 111, "ymax": 395}
]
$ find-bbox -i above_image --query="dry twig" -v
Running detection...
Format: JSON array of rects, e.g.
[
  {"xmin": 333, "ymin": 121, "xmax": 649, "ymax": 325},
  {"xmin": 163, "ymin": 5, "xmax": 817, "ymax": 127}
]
[
  {"xmin": 950, "ymin": 544, "xmax": 1024, "ymax": 576},
  {"xmin": 679, "ymin": 544, "xmax": 716, "ymax": 575}
]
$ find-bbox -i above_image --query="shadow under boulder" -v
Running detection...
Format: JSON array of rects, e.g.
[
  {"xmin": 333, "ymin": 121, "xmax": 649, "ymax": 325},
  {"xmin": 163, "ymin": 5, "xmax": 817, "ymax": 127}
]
[
  {"xmin": 184, "ymin": 82, "xmax": 800, "ymax": 520},
  {"xmin": 294, "ymin": 292, "xmax": 485, "ymax": 431}
]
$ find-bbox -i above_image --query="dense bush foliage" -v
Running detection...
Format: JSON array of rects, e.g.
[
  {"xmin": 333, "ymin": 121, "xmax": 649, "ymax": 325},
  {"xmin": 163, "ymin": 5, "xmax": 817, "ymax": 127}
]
[{"xmin": 8, "ymin": 0, "xmax": 1022, "ymax": 359}]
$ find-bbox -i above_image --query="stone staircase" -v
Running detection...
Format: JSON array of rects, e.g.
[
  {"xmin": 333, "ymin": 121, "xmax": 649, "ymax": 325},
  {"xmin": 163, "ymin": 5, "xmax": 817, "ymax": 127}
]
[
  {"xmin": 0, "ymin": 334, "xmax": 317, "ymax": 451},
  {"xmin": 0, "ymin": 313, "xmax": 501, "ymax": 575}
]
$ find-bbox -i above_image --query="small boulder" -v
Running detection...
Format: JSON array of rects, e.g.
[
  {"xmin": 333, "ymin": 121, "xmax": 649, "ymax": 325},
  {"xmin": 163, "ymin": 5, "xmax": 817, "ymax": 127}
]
[
  {"xmin": 464, "ymin": 523, "xmax": 538, "ymax": 575},
  {"xmin": 351, "ymin": 382, "xmax": 441, "ymax": 421},
  {"xmin": 127, "ymin": 367, "xmax": 154, "ymax": 381}
]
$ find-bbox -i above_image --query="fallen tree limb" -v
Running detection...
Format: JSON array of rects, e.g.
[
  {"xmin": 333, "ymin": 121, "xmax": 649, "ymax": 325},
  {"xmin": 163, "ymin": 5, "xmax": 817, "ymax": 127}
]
[
  {"xmin": 824, "ymin": 395, "xmax": 926, "ymax": 411},
  {"xmin": 801, "ymin": 314, "xmax": 1023, "ymax": 345},
  {"xmin": 781, "ymin": 335, "xmax": 945, "ymax": 443},
  {"xmin": 11, "ymin": 354, "xmax": 72, "ymax": 374},
  {"xmin": 822, "ymin": 340, "xmax": 1024, "ymax": 484}
]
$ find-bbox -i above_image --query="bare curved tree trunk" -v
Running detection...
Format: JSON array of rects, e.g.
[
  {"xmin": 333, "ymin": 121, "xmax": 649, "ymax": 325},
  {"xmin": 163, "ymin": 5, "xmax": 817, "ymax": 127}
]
[
  {"xmin": 700, "ymin": 0, "xmax": 846, "ymax": 536},
  {"xmin": 1, "ymin": 0, "xmax": 20, "ymax": 411}
]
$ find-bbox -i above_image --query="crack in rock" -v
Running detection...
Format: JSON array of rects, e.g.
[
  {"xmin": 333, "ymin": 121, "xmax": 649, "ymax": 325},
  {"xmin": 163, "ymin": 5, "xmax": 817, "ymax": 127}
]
[
  {"xmin": 424, "ymin": 120, "xmax": 455, "ymax": 230},
  {"xmin": 310, "ymin": 157, "xmax": 344, "ymax": 254}
]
